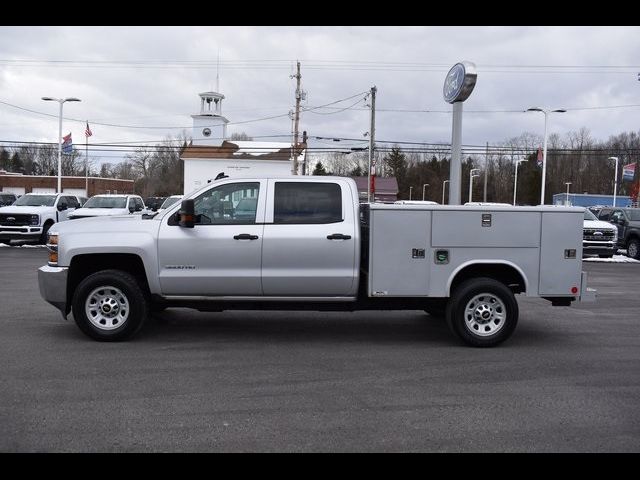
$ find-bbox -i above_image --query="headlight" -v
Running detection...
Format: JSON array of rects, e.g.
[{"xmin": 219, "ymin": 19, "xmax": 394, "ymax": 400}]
[
  {"xmin": 47, "ymin": 233, "xmax": 58, "ymax": 266},
  {"xmin": 30, "ymin": 214, "xmax": 39, "ymax": 226}
]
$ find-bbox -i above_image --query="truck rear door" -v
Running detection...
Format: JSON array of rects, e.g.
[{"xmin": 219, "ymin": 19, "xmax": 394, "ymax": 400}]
[{"xmin": 261, "ymin": 180, "xmax": 357, "ymax": 297}]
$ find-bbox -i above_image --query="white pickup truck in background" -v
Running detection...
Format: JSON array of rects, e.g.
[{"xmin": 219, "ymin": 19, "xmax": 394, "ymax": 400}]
[
  {"xmin": 38, "ymin": 176, "xmax": 595, "ymax": 347},
  {"xmin": 0, "ymin": 193, "xmax": 79, "ymax": 245}
]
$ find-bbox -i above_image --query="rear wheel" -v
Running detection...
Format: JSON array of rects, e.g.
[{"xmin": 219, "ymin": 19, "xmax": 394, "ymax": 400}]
[
  {"xmin": 627, "ymin": 238, "xmax": 640, "ymax": 260},
  {"xmin": 72, "ymin": 269, "xmax": 149, "ymax": 341},
  {"xmin": 446, "ymin": 277, "xmax": 518, "ymax": 347}
]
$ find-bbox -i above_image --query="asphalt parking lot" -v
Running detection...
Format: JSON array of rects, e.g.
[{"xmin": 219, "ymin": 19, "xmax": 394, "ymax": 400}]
[{"xmin": 1, "ymin": 246, "xmax": 639, "ymax": 452}]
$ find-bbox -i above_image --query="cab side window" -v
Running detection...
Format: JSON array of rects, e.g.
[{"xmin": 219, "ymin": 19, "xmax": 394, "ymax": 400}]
[
  {"xmin": 598, "ymin": 209, "xmax": 611, "ymax": 221},
  {"xmin": 193, "ymin": 182, "xmax": 260, "ymax": 225},
  {"xmin": 65, "ymin": 196, "xmax": 79, "ymax": 208},
  {"xmin": 611, "ymin": 210, "xmax": 624, "ymax": 223},
  {"xmin": 273, "ymin": 182, "xmax": 342, "ymax": 224}
]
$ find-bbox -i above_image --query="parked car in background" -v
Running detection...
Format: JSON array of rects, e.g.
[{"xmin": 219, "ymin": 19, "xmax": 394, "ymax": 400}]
[
  {"xmin": 157, "ymin": 195, "xmax": 183, "ymax": 212},
  {"xmin": 144, "ymin": 196, "xmax": 167, "ymax": 212},
  {"xmin": 582, "ymin": 209, "xmax": 617, "ymax": 258},
  {"xmin": 0, "ymin": 193, "xmax": 79, "ymax": 244},
  {"xmin": 597, "ymin": 207, "xmax": 640, "ymax": 259},
  {"xmin": 68, "ymin": 194, "xmax": 146, "ymax": 220},
  {"xmin": 0, "ymin": 192, "xmax": 17, "ymax": 206},
  {"xmin": 464, "ymin": 202, "xmax": 511, "ymax": 206}
]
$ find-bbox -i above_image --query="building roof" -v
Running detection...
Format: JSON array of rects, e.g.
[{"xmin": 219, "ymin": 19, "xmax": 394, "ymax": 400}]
[
  {"xmin": 181, "ymin": 140, "xmax": 306, "ymax": 162},
  {"xmin": 351, "ymin": 176, "xmax": 399, "ymax": 194}
]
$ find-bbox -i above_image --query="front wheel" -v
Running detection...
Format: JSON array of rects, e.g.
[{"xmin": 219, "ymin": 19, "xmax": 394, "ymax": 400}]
[
  {"xmin": 72, "ymin": 269, "xmax": 149, "ymax": 341},
  {"xmin": 627, "ymin": 238, "xmax": 640, "ymax": 260},
  {"xmin": 446, "ymin": 277, "xmax": 519, "ymax": 347}
]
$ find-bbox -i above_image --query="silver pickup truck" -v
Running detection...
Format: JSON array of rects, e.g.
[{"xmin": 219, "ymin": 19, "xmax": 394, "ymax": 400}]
[{"xmin": 38, "ymin": 176, "xmax": 594, "ymax": 347}]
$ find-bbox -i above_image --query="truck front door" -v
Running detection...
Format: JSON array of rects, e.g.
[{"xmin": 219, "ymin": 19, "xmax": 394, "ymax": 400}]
[
  {"xmin": 157, "ymin": 180, "xmax": 265, "ymax": 296},
  {"xmin": 261, "ymin": 180, "xmax": 357, "ymax": 297}
]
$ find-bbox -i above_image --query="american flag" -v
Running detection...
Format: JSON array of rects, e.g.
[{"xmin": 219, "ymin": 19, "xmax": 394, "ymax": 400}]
[
  {"xmin": 536, "ymin": 147, "xmax": 543, "ymax": 167},
  {"xmin": 85, "ymin": 121, "xmax": 92, "ymax": 138}
]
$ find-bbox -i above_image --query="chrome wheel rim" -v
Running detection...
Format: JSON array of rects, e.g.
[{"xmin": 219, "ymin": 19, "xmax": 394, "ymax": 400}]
[
  {"xmin": 464, "ymin": 293, "xmax": 506, "ymax": 337},
  {"xmin": 629, "ymin": 242, "xmax": 638, "ymax": 258},
  {"xmin": 85, "ymin": 286, "xmax": 130, "ymax": 330}
]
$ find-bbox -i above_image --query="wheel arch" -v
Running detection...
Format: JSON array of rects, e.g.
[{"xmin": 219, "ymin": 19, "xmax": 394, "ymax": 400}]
[
  {"xmin": 447, "ymin": 260, "xmax": 528, "ymax": 296},
  {"xmin": 66, "ymin": 253, "xmax": 149, "ymax": 314}
]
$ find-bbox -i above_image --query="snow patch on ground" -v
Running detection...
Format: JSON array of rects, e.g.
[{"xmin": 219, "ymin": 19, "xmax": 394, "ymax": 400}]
[
  {"xmin": 0, "ymin": 243, "xmax": 46, "ymax": 248},
  {"xmin": 583, "ymin": 254, "xmax": 640, "ymax": 263}
]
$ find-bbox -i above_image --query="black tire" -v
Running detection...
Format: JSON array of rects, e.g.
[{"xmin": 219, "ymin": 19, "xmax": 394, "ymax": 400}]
[
  {"xmin": 39, "ymin": 221, "xmax": 53, "ymax": 245},
  {"xmin": 598, "ymin": 254, "xmax": 614, "ymax": 259},
  {"xmin": 446, "ymin": 277, "xmax": 519, "ymax": 347},
  {"xmin": 627, "ymin": 238, "xmax": 640, "ymax": 260},
  {"xmin": 0, "ymin": 239, "xmax": 10, "ymax": 245},
  {"xmin": 72, "ymin": 269, "xmax": 149, "ymax": 341}
]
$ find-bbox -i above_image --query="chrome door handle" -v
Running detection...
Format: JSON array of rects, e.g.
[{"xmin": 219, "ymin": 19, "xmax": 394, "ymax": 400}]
[{"xmin": 327, "ymin": 233, "xmax": 352, "ymax": 240}]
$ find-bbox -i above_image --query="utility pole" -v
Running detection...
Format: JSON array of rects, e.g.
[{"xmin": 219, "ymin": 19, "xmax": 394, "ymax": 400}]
[
  {"xmin": 291, "ymin": 61, "xmax": 302, "ymax": 175},
  {"xmin": 483, "ymin": 141, "xmax": 488, "ymax": 202},
  {"xmin": 368, "ymin": 86, "xmax": 377, "ymax": 202}
]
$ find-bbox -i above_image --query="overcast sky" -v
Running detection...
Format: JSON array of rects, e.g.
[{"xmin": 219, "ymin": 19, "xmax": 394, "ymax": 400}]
[{"xmin": 1, "ymin": 26, "xmax": 639, "ymax": 165}]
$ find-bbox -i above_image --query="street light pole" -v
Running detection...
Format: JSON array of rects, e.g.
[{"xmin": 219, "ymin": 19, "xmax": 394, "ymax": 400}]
[
  {"xmin": 608, "ymin": 156, "xmax": 619, "ymax": 207},
  {"xmin": 409, "ymin": 186, "xmax": 413, "ymax": 200},
  {"xmin": 565, "ymin": 182, "xmax": 572, "ymax": 206},
  {"xmin": 469, "ymin": 169, "xmax": 480, "ymax": 203},
  {"xmin": 513, "ymin": 159, "xmax": 525, "ymax": 206},
  {"xmin": 442, "ymin": 180, "xmax": 449, "ymax": 205},
  {"xmin": 422, "ymin": 183, "xmax": 429, "ymax": 201},
  {"xmin": 527, "ymin": 107, "xmax": 566, "ymax": 205},
  {"xmin": 42, "ymin": 97, "xmax": 81, "ymax": 193}
]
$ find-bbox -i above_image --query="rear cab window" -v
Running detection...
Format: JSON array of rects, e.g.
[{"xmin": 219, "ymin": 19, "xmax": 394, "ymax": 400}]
[{"xmin": 273, "ymin": 182, "xmax": 343, "ymax": 224}]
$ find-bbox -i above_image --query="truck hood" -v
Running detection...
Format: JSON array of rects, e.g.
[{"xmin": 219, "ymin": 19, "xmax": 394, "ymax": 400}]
[
  {"xmin": 584, "ymin": 219, "xmax": 616, "ymax": 230},
  {"xmin": 53, "ymin": 214, "xmax": 159, "ymax": 235},
  {"xmin": 0, "ymin": 205, "xmax": 54, "ymax": 215},
  {"xmin": 69, "ymin": 207, "xmax": 130, "ymax": 217}
]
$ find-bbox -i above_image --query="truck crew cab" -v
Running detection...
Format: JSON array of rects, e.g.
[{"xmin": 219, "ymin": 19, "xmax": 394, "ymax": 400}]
[{"xmin": 38, "ymin": 176, "xmax": 594, "ymax": 347}]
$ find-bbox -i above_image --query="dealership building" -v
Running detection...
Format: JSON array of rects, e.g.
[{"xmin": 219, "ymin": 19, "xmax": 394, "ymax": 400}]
[{"xmin": 0, "ymin": 172, "xmax": 134, "ymax": 197}]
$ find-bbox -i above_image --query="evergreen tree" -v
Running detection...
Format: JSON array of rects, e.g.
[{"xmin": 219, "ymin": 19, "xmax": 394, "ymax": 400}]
[{"xmin": 312, "ymin": 161, "xmax": 328, "ymax": 176}]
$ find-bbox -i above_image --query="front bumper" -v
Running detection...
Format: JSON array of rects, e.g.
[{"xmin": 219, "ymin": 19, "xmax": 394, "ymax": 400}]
[
  {"xmin": 38, "ymin": 265, "xmax": 68, "ymax": 318},
  {"xmin": 582, "ymin": 241, "xmax": 617, "ymax": 256},
  {"xmin": 0, "ymin": 225, "xmax": 42, "ymax": 240}
]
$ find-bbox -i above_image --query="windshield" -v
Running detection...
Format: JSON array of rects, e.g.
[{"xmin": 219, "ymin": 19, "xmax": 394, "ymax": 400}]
[
  {"xmin": 14, "ymin": 195, "xmax": 56, "ymax": 207},
  {"xmin": 626, "ymin": 209, "xmax": 640, "ymax": 221},
  {"xmin": 160, "ymin": 196, "xmax": 181, "ymax": 209},
  {"xmin": 584, "ymin": 210, "xmax": 598, "ymax": 221},
  {"xmin": 83, "ymin": 196, "xmax": 127, "ymax": 209}
]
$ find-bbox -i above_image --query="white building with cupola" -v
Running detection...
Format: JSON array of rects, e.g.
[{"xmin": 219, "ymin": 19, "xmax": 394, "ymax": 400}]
[
  {"xmin": 181, "ymin": 91, "xmax": 306, "ymax": 194},
  {"xmin": 191, "ymin": 91, "xmax": 229, "ymax": 145}
]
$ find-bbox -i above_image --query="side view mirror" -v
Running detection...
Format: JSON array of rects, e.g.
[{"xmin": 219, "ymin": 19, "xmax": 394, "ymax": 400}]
[
  {"xmin": 135, "ymin": 206, "xmax": 143, "ymax": 212},
  {"xmin": 179, "ymin": 199, "xmax": 195, "ymax": 228},
  {"xmin": 57, "ymin": 204, "xmax": 67, "ymax": 211}
]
